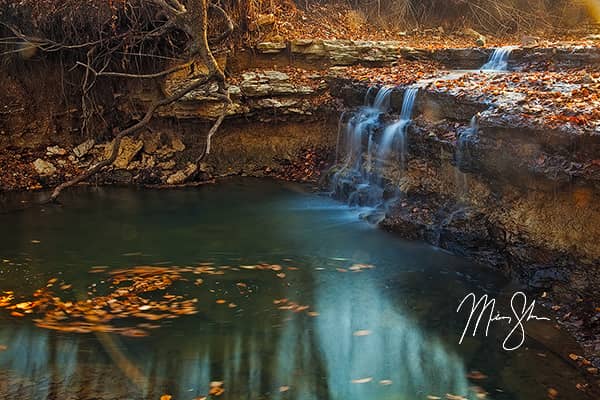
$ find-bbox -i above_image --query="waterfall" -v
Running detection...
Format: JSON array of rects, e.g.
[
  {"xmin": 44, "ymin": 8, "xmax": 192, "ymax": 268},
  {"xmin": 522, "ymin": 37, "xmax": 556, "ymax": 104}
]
[
  {"xmin": 334, "ymin": 111, "xmax": 346, "ymax": 165},
  {"xmin": 332, "ymin": 85, "xmax": 419, "ymax": 216},
  {"xmin": 481, "ymin": 46, "xmax": 515, "ymax": 71},
  {"xmin": 454, "ymin": 116, "xmax": 478, "ymax": 201},
  {"xmin": 378, "ymin": 87, "xmax": 418, "ymax": 171}
]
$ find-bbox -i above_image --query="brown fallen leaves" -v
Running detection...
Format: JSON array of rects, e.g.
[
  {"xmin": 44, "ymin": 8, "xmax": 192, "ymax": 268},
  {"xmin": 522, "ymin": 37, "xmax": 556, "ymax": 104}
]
[
  {"xmin": 0, "ymin": 260, "xmax": 331, "ymax": 336},
  {"xmin": 273, "ymin": 298, "xmax": 317, "ymax": 317},
  {"xmin": 209, "ymin": 381, "xmax": 225, "ymax": 396},
  {"xmin": 0, "ymin": 267, "xmax": 199, "ymax": 337}
]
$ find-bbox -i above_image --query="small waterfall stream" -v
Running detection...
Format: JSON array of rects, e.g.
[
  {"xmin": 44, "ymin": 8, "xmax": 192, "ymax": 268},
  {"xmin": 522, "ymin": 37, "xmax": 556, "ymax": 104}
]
[
  {"xmin": 454, "ymin": 116, "xmax": 478, "ymax": 201},
  {"xmin": 332, "ymin": 86, "xmax": 419, "ymax": 215},
  {"xmin": 378, "ymin": 87, "xmax": 418, "ymax": 169},
  {"xmin": 481, "ymin": 46, "xmax": 515, "ymax": 71}
]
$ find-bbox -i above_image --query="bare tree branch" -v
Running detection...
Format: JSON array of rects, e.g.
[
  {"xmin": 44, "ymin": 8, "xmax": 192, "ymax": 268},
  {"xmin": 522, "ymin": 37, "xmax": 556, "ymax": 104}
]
[{"xmin": 48, "ymin": 74, "xmax": 212, "ymax": 202}]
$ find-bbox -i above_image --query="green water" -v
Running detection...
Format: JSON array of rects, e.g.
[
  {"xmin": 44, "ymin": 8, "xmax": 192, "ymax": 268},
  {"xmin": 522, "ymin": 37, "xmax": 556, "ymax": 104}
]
[{"xmin": 0, "ymin": 179, "xmax": 593, "ymax": 399}]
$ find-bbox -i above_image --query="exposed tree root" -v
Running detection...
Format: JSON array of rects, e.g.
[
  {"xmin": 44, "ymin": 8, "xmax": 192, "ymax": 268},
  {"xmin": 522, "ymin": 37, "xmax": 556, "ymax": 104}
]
[{"xmin": 24, "ymin": 0, "xmax": 235, "ymax": 203}]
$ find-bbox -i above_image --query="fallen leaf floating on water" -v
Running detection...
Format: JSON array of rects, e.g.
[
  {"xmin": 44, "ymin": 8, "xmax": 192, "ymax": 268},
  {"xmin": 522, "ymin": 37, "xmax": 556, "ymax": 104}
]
[
  {"xmin": 0, "ymin": 269, "xmax": 199, "ymax": 336},
  {"xmin": 353, "ymin": 330, "xmax": 372, "ymax": 337},
  {"xmin": 351, "ymin": 377, "xmax": 373, "ymax": 384},
  {"xmin": 466, "ymin": 370, "xmax": 488, "ymax": 380},
  {"xmin": 548, "ymin": 388, "xmax": 559, "ymax": 399},
  {"xmin": 279, "ymin": 386, "xmax": 290, "ymax": 392},
  {"xmin": 348, "ymin": 263, "xmax": 375, "ymax": 271},
  {"xmin": 0, "ymin": 261, "xmax": 329, "ymax": 336},
  {"xmin": 446, "ymin": 394, "xmax": 467, "ymax": 400},
  {"xmin": 0, "ymin": 345, "xmax": 7, "ymax": 351},
  {"xmin": 160, "ymin": 395, "xmax": 172, "ymax": 400},
  {"xmin": 209, "ymin": 381, "xmax": 224, "ymax": 397},
  {"xmin": 470, "ymin": 386, "xmax": 488, "ymax": 399}
]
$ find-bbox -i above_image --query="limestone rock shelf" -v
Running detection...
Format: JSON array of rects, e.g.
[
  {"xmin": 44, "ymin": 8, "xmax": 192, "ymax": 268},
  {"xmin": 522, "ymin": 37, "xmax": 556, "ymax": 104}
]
[{"xmin": 251, "ymin": 40, "xmax": 600, "ymax": 69}]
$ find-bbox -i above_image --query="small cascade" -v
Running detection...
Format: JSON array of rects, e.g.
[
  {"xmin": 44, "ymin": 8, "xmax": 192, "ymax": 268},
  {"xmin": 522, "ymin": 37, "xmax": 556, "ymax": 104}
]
[
  {"xmin": 334, "ymin": 111, "xmax": 346, "ymax": 164},
  {"xmin": 481, "ymin": 46, "xmax": 515, "ymax": 71},
  {"xmin": 454, "ymin": 116, "xmax": 478, "ymax": 201},
  {"xmin": 378, "ymin": 87, "xmax": 418, "ymax": 171},
  {"xmin": 331, "ymin": 85, "xmax": 420, "ymax": 216}
]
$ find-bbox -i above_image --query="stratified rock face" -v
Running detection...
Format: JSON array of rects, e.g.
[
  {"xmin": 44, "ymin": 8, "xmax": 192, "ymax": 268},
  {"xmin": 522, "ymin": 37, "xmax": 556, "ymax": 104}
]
[
  {"xmin": 330, "ymin": 75, "xmax": 600, "ymax": 301},
  {"xmin": 158, "ymin": 69, "xmax": 327, "ymax": 120},
  {"xmin": 239, "ymin": 71, "xmax": 314, "ymax": 97},
  {"xmin": 257, "ymin": 39, "xmax": 404, "ymax": 66}
]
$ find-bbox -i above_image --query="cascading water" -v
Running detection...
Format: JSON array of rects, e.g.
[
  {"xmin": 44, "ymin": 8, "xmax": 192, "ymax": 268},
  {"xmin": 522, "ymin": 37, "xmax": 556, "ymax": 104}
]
[
  {"xmin": 378, "ymin": 87, "xmax": 418, "ymax": 172},
  {"xmin": 454, "ymin": 116, "xmax": 478, "ymax": 201},
  {"xmin": 332, "ymin": 85, "xmax": 419, "ymax": 219},
  {"xmin": 481, "ymin": 46, "xmax": 515, "ymax": 71}
]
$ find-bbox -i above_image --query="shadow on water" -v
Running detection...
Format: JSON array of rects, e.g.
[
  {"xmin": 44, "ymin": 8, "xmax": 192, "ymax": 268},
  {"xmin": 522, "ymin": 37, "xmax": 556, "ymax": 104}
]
[{"xmin": 0, "ymin": 179, "xmax": 595, "ymax": 399}]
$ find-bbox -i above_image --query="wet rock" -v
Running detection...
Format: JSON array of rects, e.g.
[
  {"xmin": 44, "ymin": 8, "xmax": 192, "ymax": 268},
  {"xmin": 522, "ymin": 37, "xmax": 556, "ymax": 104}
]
[
  {"xmin": 72, "ymin": 139, "xmax": 95, "ymax": 158},
  {"xmin": 46, "ymin": 145, "xmax": 67, "ymax": 156},
  {"xmin": 529, "ymin": 268, "xmax": 569, "ymax": 289},
  {"xmin": 108, "ymin": 137, "xmax": 143, "ymax": 169},
  {"xmin": 166, "ymin": 163, "xmax": 197, "ymax": 184},
  {"xmin": 32, "ymin": 158, "xmax": 57, "ymax": 176}
]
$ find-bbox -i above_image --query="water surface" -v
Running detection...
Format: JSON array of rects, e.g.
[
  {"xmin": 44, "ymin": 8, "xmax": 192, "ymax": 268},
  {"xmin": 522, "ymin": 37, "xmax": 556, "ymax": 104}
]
[{"xmin": 0, "ymin": 179, "xmax": 593, "ymax": 399}]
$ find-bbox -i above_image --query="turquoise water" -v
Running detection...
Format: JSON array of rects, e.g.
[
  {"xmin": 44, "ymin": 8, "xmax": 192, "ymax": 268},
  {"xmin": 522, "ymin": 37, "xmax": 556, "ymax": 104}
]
[{"xmin": 0, "ymin": 179, "xmax": 593, "ymax": 399}]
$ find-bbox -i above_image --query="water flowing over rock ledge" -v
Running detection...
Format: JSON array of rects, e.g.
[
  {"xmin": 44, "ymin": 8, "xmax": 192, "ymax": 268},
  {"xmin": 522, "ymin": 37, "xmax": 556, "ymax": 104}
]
[
  {"xmin": 326, "ymin": 76, "xmax": 600, "ymax": 362},
  {"xmin": 250, "ymin": 40, "xmax": 600, "ymax": 69}
]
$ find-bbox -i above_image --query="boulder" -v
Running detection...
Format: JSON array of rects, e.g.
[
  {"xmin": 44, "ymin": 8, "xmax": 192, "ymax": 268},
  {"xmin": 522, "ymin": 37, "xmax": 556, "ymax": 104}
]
[
  {"xmin": 168, "ymin": 133, "xmax": 186, "ymax": 152},
  {"xmin": 46, "ymin": 145, "xmax": 67, "ymax": 156},
  {"xmin": 32, "ymin": 158, "xmax": 57, "ymax": 176},
  {"xmin": 141, "ymin": 131, "xmax": 162, "ymax": 154},
  {"xmin": 107, "ymin": 137, "xmax": 143, "ymax": 169},
  {"xmin": 158, "ymin": 160, "xmax": 176, "ymax": 170},
  {"xmin": 72, "ymin": 139, "xmax": 95, "ymax": 158},
  {"xmin": 166, "ymin": 163, "xmax": 197, "ymax": 184}
]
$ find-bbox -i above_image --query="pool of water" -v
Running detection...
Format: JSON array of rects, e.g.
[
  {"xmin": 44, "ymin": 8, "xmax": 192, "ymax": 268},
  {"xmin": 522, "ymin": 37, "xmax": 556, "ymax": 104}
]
[{"xmin": 0, "ymin": 179, "xmax": 593, "ymax": 399}]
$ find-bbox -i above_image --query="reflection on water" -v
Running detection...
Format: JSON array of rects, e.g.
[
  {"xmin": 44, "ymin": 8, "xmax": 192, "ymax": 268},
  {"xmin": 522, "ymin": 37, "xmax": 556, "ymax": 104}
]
[{"xmin": 0, "ymin": 179, "xmax": 594, "ymax": 399}]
